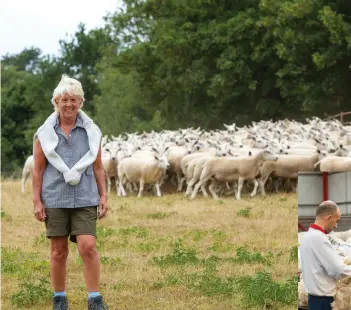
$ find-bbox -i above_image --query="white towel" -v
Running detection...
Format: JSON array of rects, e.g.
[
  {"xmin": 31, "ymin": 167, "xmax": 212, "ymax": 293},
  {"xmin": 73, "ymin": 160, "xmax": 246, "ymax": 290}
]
[{"xmin": 33, "ymin": 110, "xmax": 102, "ymax": 185}]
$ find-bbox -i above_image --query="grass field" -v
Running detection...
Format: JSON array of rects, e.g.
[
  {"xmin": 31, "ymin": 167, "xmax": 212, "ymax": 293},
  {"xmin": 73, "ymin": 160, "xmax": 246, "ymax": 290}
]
[{"xmin": 2, "ymin": 180, "xmax": 298, "ymax": 310}]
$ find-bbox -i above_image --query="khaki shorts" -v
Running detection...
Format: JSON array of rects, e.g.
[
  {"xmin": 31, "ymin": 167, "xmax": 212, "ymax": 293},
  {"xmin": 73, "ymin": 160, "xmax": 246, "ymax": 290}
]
[{"xmin": 45, "ymin": 207, "xmax": 98, "ymax": 243}]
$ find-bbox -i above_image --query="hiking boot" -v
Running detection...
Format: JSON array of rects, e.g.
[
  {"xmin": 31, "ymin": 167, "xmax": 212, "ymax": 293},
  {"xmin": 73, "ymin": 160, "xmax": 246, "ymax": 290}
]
[
  {"xmin": 88, "ymin": 296, "xmax": 109, "ymax": 310},
  {"xmin": 53, "ymin": 296, "xmax": 69, "ymax": 310}
]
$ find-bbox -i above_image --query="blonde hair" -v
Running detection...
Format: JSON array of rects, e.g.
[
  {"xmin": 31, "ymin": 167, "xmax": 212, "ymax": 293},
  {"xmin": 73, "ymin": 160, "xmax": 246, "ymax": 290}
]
[{"xmin": 51, "ymin": 74, "xmax": 85, "ymax": 112}]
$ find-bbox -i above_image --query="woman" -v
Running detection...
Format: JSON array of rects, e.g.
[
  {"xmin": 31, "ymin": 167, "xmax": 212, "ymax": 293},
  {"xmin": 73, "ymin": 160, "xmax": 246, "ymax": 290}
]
[{"xmin": 32, "ymin": 75, "xmax": 109, "ymax": 310}]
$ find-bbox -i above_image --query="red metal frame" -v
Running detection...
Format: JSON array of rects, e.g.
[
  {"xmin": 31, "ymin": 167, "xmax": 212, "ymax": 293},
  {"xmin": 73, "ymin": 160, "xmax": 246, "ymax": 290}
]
[{"xmin": 298, "ymin": 222, "xmax": 307, "ymax": 231}]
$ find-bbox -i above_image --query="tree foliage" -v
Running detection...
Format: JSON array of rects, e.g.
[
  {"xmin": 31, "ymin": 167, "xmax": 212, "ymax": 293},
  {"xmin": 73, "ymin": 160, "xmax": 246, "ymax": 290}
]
[{"xmin": 2, "ymin": 0, "xmax": 351, "ymax": 171}]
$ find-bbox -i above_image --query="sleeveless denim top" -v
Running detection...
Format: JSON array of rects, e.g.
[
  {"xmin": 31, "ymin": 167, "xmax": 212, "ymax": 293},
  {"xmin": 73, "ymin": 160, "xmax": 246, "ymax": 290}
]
[{"xmin": 41, "ymin": 115, "xmax": 100, "ymax": 208}]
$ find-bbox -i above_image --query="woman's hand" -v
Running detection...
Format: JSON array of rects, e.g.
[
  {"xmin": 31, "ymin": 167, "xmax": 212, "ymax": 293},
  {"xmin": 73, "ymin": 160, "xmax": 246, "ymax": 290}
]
[
  {"xmin": 98, "ymin": 195, "xmax": 108, "ymax": 219},
  {"xmin": 34, "ymin": 201, "xmax": 46, "ymax": 222}
]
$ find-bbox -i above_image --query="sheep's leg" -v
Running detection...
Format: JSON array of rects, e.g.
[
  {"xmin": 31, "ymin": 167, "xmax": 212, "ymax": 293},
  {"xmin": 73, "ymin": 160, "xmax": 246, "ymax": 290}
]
[
  {"xmin": 119, "ymin": 176, "xmax": 127, "ymax": 197},
  {"xmin": 290, "ymin": 179, "xmax": 297, "ymax": 192},
  {"xmin": 208, "ymin": 180, "xmax": 219, "ymax": 200},
  {"xmin": 274, "ymin": 179, "xmax": 280, "ymax": 193},
  {"xmin": 155, "ymin": 182, "xmax": 162, "ymax": 197},
  {"xmin": 115, "ymin": 176, "xmax": 119, "ymax": 194},
  {"xmin": 107, "ymin": 177, "xmax": 111, "ymax": 193},
  {"xmin": 201, "ymin": 182, "xmax": 209, "ymax": 197},
  {"xmin": 159, "ymin": 175, "xmax": 166, "ymax": 187},
  {"xmin": 250, "ymin": 179, "xmax": 259, "ymax": 197},
  {"xmin": 178, "ymin": 176, "xmax": 186, "ymax": 192},
  {"xmin": 258, "ymin": 179, "xmax": 266, "ymax": 196},
  {"xmin": 138, "ymin": 179, "xmax": 145, "ymax": 197},
  {"xmin": 176, "ymin": 172, "xmax": 183, "ymax": 191},
  {"xmin": 21, "ymin": 171, "xmax": 29, "ymax": 194},
  {"xmin": 258, "ymin": 173, "xmax": 271, "ymax": 196},
  {"xmin": 191, "ymin": 176, "xmax": 210, "ymax": 199},
  {"xmin": 225, "ymin": 182, "xmax": 236, "ymax": 195},
  {"xmin": 216, "ymin": 183, "xmax": 226, "ymax": 196},
  {"xmin": 185, "ymin": 177, "xmax": 198, "ymax": 196},
  {"xmin": 184, "ymin": 182, "xmax": 193, "ymax": 196},
  {"xmin": 235, "ymin": 177, "xmax": 244, "ymax": 200}
]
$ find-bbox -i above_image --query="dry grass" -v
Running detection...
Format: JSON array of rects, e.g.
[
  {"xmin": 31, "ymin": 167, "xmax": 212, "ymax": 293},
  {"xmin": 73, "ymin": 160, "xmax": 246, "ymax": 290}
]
[{"xmin": 2, "ymin": 180, "xmax": 298, "ymax": 310}]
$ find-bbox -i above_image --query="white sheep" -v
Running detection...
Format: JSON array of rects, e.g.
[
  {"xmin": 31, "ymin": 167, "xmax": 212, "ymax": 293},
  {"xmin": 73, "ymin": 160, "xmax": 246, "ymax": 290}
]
[
  {"xmin": 21, "ymin": 155, "xmax": 34, "ymax": 194},
  {"xmin": 314, "ymin": 156, "xmax": 351, "ymax": 172},
  {"xmin": 259, "ymin": 152, "xmax": 325, "ymax": 195},
  {"xmin": 191, "ymin": 149, "xmax": 278, "ymax": 200},
  {"xmin": 118, "ymin": 150, "xmax": 170, "ymax": 197},
  {"xmin": 102, "ymin": 142, "xmax": 120, "ymax": 193}
]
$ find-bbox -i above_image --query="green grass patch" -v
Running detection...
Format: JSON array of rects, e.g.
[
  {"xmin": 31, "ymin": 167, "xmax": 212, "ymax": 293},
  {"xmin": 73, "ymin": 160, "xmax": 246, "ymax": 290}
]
[
  {"xmin": 146, "ymin": 212, "xmax": 177, "ymax": 219},
  {"xmin": 96, "ymin": 226, "xmax": 118, "ymax": 238},
  {"xmin": 11, "ymin": 278, "xmax": 52, "ymax": 307},
  {"xmin": 100, "ymin": 255, "xmax": 124, "ymax": 266},
  {"xmin": 135, "ymin": 241, "xmax": 161, "ymax": 253},
  {"xmin": 118, "ymin": 227, "xmax": 149, "ymax": 238},
  {"xmin": 237, "ymin": 271, "xmax": 298, "ymax": 308},
  {"xmin": 187, "ymin": 230, "xmax": 209, "ymax": 242},
  {"xmin": 289, "ymin": 245, "xmax": 298, "ymax": 262},
  {"xmin": 2, "ymin": 247, "xmax": 49, "ymax": 278},
  {"xmin": 237, "ymin": 208, "xmax": 251, "ymax": 218},
  {"xmin": 230, "ymin": 246, "xmax": 273, "ymax": 265},
  {"xmin": 152, "ymin": 239, "xmax": 199, "ymax": 266}
]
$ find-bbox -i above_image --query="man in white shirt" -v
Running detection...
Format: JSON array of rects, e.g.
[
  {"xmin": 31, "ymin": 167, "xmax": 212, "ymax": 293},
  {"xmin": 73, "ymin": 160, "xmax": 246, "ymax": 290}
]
[{"xmin": 300, "ymin": 200, "xmax": 351, "ymax": 310}]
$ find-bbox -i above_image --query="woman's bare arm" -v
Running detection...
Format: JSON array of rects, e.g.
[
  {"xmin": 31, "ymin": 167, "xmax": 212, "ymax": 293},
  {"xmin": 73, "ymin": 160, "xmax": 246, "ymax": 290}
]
[
  {"xmin": 93, "ymin": 147, "xmax": 108, "ymax": 219},
  {"xmin": 32, "ymin": 138, "xmax": 47, "ymax": 221}
]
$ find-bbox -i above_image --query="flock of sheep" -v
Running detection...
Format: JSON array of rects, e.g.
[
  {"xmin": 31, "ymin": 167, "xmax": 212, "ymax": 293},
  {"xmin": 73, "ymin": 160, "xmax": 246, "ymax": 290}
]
[{"xmin": 21, "ymin": 116, "xmax": 351, "ymax": 198}]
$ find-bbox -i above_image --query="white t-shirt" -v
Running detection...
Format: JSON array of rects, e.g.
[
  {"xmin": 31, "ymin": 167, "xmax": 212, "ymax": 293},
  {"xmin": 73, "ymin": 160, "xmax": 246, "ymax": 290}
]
[{"xmin": 300, "ymin": 227, "xmax": 351, "ymax": 296}]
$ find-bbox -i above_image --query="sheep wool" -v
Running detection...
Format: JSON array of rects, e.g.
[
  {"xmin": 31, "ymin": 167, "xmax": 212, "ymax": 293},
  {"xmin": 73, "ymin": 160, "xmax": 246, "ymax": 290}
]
[
  {"xmin": 331, "ymin": 276, "xmax": 351, "ymax": 310},
  {"xmin": 298, "ymin": 276, "xmax": 351, "ymax": 310},
  {"xmin": 298, "ymin": 279, "xmax": 308, "ymax": 307}
]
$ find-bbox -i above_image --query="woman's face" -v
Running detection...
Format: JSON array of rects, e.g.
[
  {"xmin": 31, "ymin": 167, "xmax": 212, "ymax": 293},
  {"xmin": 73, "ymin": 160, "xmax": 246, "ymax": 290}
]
[{"xmin": 56, "ymin": 93, "xmax": 82, "ymax": 119}]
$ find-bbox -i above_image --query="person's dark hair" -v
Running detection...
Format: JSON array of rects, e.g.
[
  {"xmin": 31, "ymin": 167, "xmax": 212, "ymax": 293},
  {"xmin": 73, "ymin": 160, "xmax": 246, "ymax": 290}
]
[{"xmin": 316, "ymin": 200, "xmax": 338, "ymax": 218}]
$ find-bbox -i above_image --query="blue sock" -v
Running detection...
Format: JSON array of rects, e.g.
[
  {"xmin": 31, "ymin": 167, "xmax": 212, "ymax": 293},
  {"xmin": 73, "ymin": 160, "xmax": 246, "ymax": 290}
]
[
  {"xmin": 54, "ymin": 291, "xmax": 66, "ymax": 297},
  {"xmin": 88, "ymin": 292, "xmax": 100, "ymax": 299}
]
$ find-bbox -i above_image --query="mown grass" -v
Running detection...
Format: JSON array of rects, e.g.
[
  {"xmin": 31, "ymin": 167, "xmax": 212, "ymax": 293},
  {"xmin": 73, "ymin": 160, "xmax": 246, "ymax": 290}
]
[{"xmin": 1, "ymin": 180, "xmax": 298, "ymax": 309}]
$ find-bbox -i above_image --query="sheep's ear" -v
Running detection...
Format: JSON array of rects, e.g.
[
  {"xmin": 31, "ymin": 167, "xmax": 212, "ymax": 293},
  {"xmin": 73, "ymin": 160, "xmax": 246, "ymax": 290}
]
[
  {"xmin": 164, "ymin": 146, "xmax": 169, "ymax": 152},
  {"xmin": 252, "ymin": 137, "xmax": 256, "ymax": 141},
  {"xmin": 154, "ymin": 155, "xmax": 159, "ymax": 160},
  {"xmin": 317, "ymin": 149, "xmax": 321, "ymax": 154},
  {"xmin": 193, "ymin": 140, "xmax": 198, "ymax": 146},
  {"xmin": 249, "ymin": 151, "xmax": 252, "ymax": 156},
  {"xmin": 105, "ymin": 148, "xmax": 110, "ymax": 153},
  {"xmin": 340, "ymin": 144, "xmax": 343, "ymax": 148},
  {"xmin": 152, "ymin": 147, "xmax": 158, "ymax": 153},
  {"xmin": 117, "ymin": 147, "xmax": 122, "ymax": 152},
  {"xmin": 185, "ymin": 138, "xmax": 189, "ymax": 143},
  {"xmin": 287, "ymin": 145, "xmax": 290, "ymax": 149}
]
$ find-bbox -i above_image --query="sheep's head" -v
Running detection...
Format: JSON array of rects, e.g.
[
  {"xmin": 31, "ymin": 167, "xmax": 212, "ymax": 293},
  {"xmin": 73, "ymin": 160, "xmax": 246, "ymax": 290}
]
[
  {"xmin": 262, "ymin": 149, "xmax": 278, "ymax": 161},
  {"xmin": 156, "ymin": 153, "xmax": 170, "ymax": 170}
]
